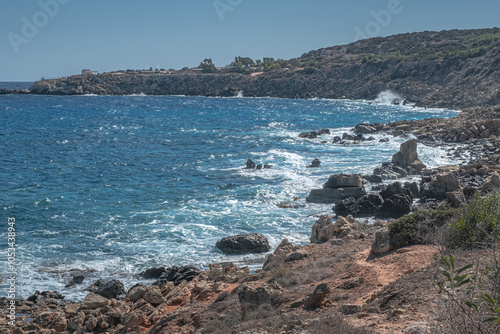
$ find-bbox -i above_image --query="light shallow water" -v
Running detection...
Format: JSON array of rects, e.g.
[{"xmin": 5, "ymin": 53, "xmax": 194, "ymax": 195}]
[{"xmin": 0, "ymin": 95, "xmax": 460, "ymax": 301}]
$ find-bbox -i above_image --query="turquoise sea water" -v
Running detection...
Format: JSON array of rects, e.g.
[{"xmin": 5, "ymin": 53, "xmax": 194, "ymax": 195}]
[{"xmin": 0, "ymin": 94, "xmax": 460, "ymax": 300}]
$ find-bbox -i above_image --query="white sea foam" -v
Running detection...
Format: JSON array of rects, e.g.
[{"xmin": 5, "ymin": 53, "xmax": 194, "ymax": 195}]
[{"xmin": 375, "ymin": 90, "xmax": 405, "ymax": 105}]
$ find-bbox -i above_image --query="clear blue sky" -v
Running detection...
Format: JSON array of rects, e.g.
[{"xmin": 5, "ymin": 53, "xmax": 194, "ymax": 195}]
[{"xmin": 1, "ymin": 0, "xmax": 499, "ymax": 81}]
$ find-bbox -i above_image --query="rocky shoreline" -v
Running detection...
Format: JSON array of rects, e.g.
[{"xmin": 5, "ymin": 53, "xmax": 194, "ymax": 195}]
[{"xmin": 2, "ymin": 105, "xmax": 499, "ymax": 333}]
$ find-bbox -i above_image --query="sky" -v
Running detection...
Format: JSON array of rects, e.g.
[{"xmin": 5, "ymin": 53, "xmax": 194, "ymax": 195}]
[{"xmin": 1, "ymin": 0, "xmax": 499, "ymax": 81}]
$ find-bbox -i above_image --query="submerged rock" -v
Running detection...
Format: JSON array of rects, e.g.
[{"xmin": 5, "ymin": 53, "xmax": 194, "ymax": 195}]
[{"xmin": 216, "ymin": 233, "xmax": 270, "ymax": 254}]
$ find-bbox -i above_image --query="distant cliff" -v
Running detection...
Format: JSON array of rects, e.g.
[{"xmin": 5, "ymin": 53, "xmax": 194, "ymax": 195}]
[{"xmin": 28, "ymin": 28, "xmax": 500, "ymax": 109}]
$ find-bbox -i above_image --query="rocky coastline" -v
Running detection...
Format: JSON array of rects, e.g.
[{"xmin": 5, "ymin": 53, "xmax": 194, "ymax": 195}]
[{"xmin": 2, "ymin": 105, "xmax": 499, "ymax": 333}]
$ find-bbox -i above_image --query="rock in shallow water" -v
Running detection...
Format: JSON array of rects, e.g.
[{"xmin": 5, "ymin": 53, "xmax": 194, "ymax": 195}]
[
  {"xmin": 141, "ymin": 266, "xmax": 166, "ymax": 279},
  {"xmin": 216, "ymin": 233, "xmax": 270, "ymax": 254},
  {"xmin": 392, "ymin": 139, "xmax": 418, "ymax": 168},
  {"xmin": 95, "ymin": 279, "xmax": 125, "ymax": 299},
  {"xmin": 307, "ymin": 158, "xmax": 321, "ymax": 168},
  {"xmin": 65, "ymin": 275, "xmax": 85, "ymax": 288},
  {"xmin": 245, "ymin": 158, "xmax": 256, "ymax": 169}
]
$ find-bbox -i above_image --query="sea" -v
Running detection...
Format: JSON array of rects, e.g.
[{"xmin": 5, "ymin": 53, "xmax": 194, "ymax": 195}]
[{"xmin": 0, "ymin": 84, "xmax": 461, "ymax": 301}]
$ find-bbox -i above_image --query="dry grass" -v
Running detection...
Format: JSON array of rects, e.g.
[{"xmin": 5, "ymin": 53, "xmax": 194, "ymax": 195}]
[{"xmin": 306, "ymin": 313, "xmax": 377, "ymax": 334}]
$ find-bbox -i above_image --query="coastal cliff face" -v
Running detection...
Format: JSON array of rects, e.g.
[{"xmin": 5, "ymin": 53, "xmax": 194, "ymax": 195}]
[{"xmin": 28, "ymin": 28, "xmax": 500, "ymax": 109}]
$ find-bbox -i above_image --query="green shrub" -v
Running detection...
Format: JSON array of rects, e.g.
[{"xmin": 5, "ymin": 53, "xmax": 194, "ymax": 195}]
[
  {"xmin": 388, "ymin": 205, "xmax": 457, "ymax": 248},
  {"xmin": 447, "ymin": 191, "xmax": 500, "ymax": 249}
]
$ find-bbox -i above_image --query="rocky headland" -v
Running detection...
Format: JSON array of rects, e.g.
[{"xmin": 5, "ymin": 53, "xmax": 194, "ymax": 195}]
[{"xmin": 4, "ymin": 28, "xmax": 500, "ymax": 110}]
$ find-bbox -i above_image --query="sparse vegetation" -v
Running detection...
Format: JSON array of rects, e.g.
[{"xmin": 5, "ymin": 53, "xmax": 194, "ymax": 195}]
[
  {"xmin": 388, "ymin": 204, "xmax": 457, "ymax": 248},
  {"xmin": 446, "ymin": 191, "xmax": 500, "ymax": 250},
  {"xmin": 435, "ymin": 254, "xmax": 500, "ymax": 333},
  {"xmin": 388, "ymin": 191, "xmax": 500, "ymax": 251},
  {"xmin": 307, "ymin": 313, "xmax": 377, "ymax": 334}
]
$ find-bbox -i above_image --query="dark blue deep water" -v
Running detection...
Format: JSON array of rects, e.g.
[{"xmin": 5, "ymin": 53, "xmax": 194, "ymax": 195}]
[{"xmin": 0, "ymin": 94, "xmax": 459, "ymax": 300}]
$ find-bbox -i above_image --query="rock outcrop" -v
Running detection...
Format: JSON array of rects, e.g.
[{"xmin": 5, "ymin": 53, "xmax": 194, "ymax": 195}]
[
  {"xmin": 373, "ymin": 139, "xmax": 426, "ymax": 180},
  {"xmin": 153, "ymin": 265, "xmax": 200, "ymax": 287},
  {"xmin": 392, "ymin": 139, "xmax": 418, "ymax": 168},
  {"xmin": 95, "ymin": 279, "xmax": 125, "ymax": 299},
  {"xmin": 304, "ymin": 283, "xmax": 330, "ymax": 310},
  {"xmin": 335, "ymin": 194, "xmax": 384, "ymax": 216},
  {"xmin": 422, "ymin": 171, "xmax": 462, "ymax": 200},
  {"xmin": 310, "ymin": 215, "xmax": 352, "ymax": 243},
  {"xmin": 306, "ymin": 174, "xmax": 366, "ymax": 204},
  {"xmin": 371, "ymin": 230, "xmax": 393, "ymax": 255},
  {"xmin": 216, "ymin": 233, "xmax": 270, "ymax": 254}
]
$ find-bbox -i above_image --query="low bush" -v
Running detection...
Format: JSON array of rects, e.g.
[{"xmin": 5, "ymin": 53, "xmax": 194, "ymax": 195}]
[
  {"xmin": 388, "ymin": 204, "xmax": 457, "ymax": 248},
  {"xmin": 446, "ymin": 191, "xmax": 500, "ymax": 249}
]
